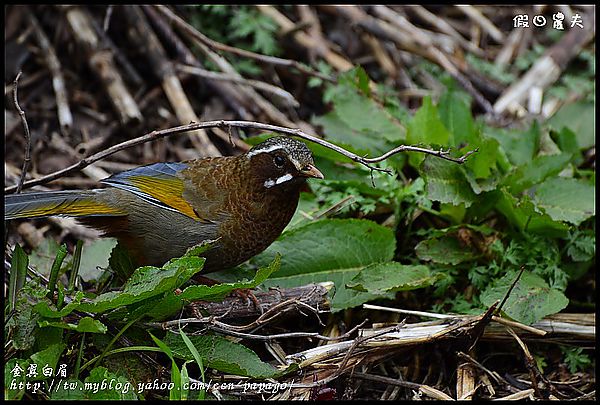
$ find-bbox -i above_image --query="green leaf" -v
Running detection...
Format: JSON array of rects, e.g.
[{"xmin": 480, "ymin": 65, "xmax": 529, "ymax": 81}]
[
  {"xmin": 29, "ymin": 238, "xmax": 61, "ymax": 276},
  {"xmin": 150, "ymin": 333, "xmax": 182, "ymax": 400},
  {"xmin": 464, "ymin": 137, "xmax": 500, "ymax": 180},
  {"xmin": 495, "ymin": 189, "xmax": 569, "ymax": 237},
  {"xmin": 144, "ymin": 255, "xmax": 280, "ymax": 320},
  {"xmin": 77, "ymin": 256, "xmax": 205, "ymax": 313},
  {"xmin": 420, "ymin": 156, "xmax": 477, "ymax": 208},
  {"xmin": 164, "ymin": 333, "xmax": 289, "ymax": 379},
  {"xmin": 407, "ymin": 97, "xmax": 452, "ymax": 167},
  {"xmin": 178, "ymin": 254, "xmax": 279, "ymax": 302},
  {"xmin": 109, "ymin": 242, "xmax": 136, "ymax": 281},
  {"xmin": 5, "ymin": 359, "xmax": 28, "ymax": 400},
  {"xmin": 78, "ymin": 239, "xmax": 118, "ymax": 282},
  {"xmin": 415, "ymin": 235, "xmax": 479, "ymax": 265},
  {"xmin": 9, "ymin": 244, "xmax": 28, "ymax": 312},
  {"xmin": 487, "ymin": 122, "xmax": 540, "ymax": 166},
  {"xmin": 346, "ymin": 263, "xmax": 439, "ymax": 294},
  {"xmin": 8, "ymin": 290, "xmax": 41, "ymax": 350},
  {"xmin": 314, "ymin": 69, "xmax": 405, "ymax": 155},
  {"xmin": 438, "ymin": 87, "xmax": 476, "ymax": 147},
  {"xmin": 39, "ymin": 317, "xmax": 107, "ymax": 334},
  {"xmin": 28, "ymin": 343, "xmax": 67, "ymax": 381},
  {"xmin": 253, "ymin": 219, "xmax": 397, "ymax": 311},
  {"xmin": 504, "ymin": 153, "xmax": 573, "ymax": 193},
  {"xmin": 534, "ymin": 177, "xmax": 595, "ymax": 225},
  {"xmin": 480, "ymin": 270, "xmax": 569, "ymax": 325},
  {"xmin": 548, "ymin": 101, "xmax": 595, "ymax": 149}
]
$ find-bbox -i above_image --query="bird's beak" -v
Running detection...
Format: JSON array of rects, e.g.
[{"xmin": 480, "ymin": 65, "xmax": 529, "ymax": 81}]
[{"xmin": 300, "ymin": 164, "xmax": 324, "ymax": 179}]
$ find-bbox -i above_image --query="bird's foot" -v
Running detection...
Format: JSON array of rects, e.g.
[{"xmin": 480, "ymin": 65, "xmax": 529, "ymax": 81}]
[{"xmin": 231, "ymin": 288, "xmax": 262, "ymax": 313}]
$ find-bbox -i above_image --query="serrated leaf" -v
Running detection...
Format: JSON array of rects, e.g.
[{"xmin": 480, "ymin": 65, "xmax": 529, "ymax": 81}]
[
  {"xmin": 77, "ymin": 256, "xmax": 205, "ymax": 314},
  {"xmin": 548, "ymin": 101, "xmax": 595, "ymax": 149},
  {"xmin": 415, "ymin": 236, "xmax": 479, "ymax": 265},
  {"xmin": 420, "ymin": 156, "xmax": 477, "ymax": 208},
  {"xmin": 480, "ymin": 270, "xmax": 569, "ymax": 324},
  {"xmin": 534, "ymin": 177, "xmax": 595, "ymax": 225},
  {"xmin": 165, "ymin": 333, "xmax": 290, "ymax": 379},
  {"xmin": 28, "ymin": 343, "xmax": 67, "ymax": 381},
  {"xmin": 439, "ymin": 87, "xmax": 476, "ymax": 147},
  {"xmin": 487, "ymin": 122, "xmax": 540, "ymax": 166},
  {"xmin": 29, "ymin": 238, "xmax": 61, "ymax": 276},
  {"xmin": 143, "ymin": 255, "xmax": 280, "ymax": 320},
  {"xmin": 407, "ymin": 97, "xmax": 452, "ymax": 167},
  {"xmin": 495, "ymin": 189, "xmax": 569, "ymax": 237},
  {"xmin": 78, "ymin": 238, "xmax": 118, "ymax": 282},
  {"xmin": 504, "ymin": 153, "xmax": 573, "ymax": 193},
  {"xmin": 346, "ymin": 263, "xmax": 438, "ymax": 294},
  {"xmin": 253, "ymin": 219, "xmax": 396, "ymax": 311}
]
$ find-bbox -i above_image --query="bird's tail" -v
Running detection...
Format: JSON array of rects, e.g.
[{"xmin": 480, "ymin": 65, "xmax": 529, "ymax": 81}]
[{"xmin": 5, "ymin": 189, "xmax": 126, "ymax": 220}]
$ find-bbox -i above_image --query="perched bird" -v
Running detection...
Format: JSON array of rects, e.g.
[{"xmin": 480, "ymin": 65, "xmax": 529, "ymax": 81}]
[{"xmin": 5, "ymin": 136, "xmax": 323, "ymax": 273}]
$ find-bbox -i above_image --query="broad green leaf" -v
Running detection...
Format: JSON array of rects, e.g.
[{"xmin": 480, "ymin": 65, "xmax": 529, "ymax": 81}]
[
  {"xmin": 415, "ymin": 235, "xmax": 479, "ymax": 265},
  {"xmin": 487, "ymin": 121, "xmax": 540, "ymax": 166},
  {"xmin": 420, "ymin": 156, "xmax": 477, "ymax": 208},
  {"xmin": 534, "ymin": 177, "xmax": 595, "ymax": 225},
  {"xmin": 8, "ymin": 290, "xmax": 42, "ymax": 350},
  {"xmin": 464, "ymin": 137, "xmax": 500, "ymax": 180},
  {"xmin": 38, "ymin": 317, "xmax": 107, "ymax": 334},
  {"xmin": 5, "ymin": 359, "xmax": 28, "ymax": 400},
  {"xmin": 551, "ymin": 127, "xmax": 580, "ymax": 156},
  {"xmin": 252, "ymin": 219, "xmax": 396, "ymax": 311},
  {"xmin": 164, "ymin": 333, "xmax": 289, "ymax": 379},
  {"xmin": 109, "ymin": 242, "xmax": 136, "ymax": 281},
  {"xmin": 346, "ymin": 263, "xmax": 439, "ymax": 294},
  {"xmin": 29, "ymin": 238, "xmax": 61, "ymax": 276},
  {"xmin": 78, "ymin": 239, "xmax": 118, "ymax": 282},
  {"xmin": 143, "ymin": 255, "xmax": 280, "ymax": 320},
  {"xmin": 34, "ymin": 291, "xmax": 85, "ymax": 319},
  {"xmin": 495, "ymin": 189, "xmax": 568, "ymax": 237},
  {"xmin": 28, "ymin": 343, "xmax": 67, "ymax": 381},
  {"xmin": 407, "ymin": 97, "xmax": 452, "ymax": 168},
  {"xmin": 315, "ymin": 68, "xmax": 405, "ymax": 154},
  {"xmin": 439, "ymin": 87, "xmax": 477, "ymax": 147},
  {"xmin": 77, "ymin": 256, "xmax": 205, "ymax": 313},
  {"xmin": 480, "ymin": 270, "xmax": 569, "ymax": 324},
  {"xmin": 504, "ymin": 153, "xmax": 573, "ymax": 193},
  {"xmin": 548, "ymin": 101, "xmax": 595, "ymax": 149},
  {"xmin": 177, "ymin": 255, "xmax": 279, "ymax": 301}
]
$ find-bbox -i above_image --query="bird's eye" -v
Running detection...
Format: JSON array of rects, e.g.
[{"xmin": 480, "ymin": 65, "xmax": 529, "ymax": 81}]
[{"xmin": 273, "ymin": 155, "xmax": 285, "ymax": 167}]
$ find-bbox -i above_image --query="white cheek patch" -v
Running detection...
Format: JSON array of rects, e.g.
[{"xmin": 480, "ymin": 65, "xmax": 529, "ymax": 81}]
[{"xmin": 264, "ymin": 173, "xmax": 294, "ymax": 188}]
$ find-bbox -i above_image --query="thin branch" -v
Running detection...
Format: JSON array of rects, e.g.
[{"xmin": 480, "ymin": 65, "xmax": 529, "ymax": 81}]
[
  {"xmin": 154, "ymin": 5, "xmax": 335, "ymax": 83},
  {"xmin": 5, "ymin": 120, "xmax": 477, "ymax": 193},
  {"xmin": 27, "ymin": 7, "xmax": 73, "ymax": 136},
  {"xmin": 497, "ymin": 265, "xmax": 526, "ymax": 313},
  {"xmin": 176, "ymin": 64, "xmax": 299, "ymax": 108},
  {"xmin": 12, "ymin": 72, "xmax": 32, "ymax": 195}
]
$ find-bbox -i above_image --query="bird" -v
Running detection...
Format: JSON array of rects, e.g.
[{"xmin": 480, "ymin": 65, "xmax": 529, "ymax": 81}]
[{"xmin": 5, "ymin": 136, "xmax": 324, "ymax": 273}]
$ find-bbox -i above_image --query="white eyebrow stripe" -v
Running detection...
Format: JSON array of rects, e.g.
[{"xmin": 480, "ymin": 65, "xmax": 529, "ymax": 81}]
[
  {"xmin": 247, "ymin": 145, "xmax": 285, "ymax": 158},
  {"xmin": 264, "ymin": 173, "xmax": 294, "ymax": 188}
]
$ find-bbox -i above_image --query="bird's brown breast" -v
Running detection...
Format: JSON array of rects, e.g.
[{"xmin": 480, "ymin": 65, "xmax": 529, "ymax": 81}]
[{"xmin": 181, "ymin": 156, "xmax": 303, "ymax": 272}]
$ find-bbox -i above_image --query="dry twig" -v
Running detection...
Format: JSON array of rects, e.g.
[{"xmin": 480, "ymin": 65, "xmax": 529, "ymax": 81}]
[{"xmin": 5, "ymin": 120, "xmax": 477, "ymax": 193}]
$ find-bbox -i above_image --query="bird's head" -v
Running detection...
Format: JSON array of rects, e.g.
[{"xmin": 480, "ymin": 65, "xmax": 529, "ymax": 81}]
[{"xmin": 246, "ymin": 137, "xmax": 324, "ymax": 189}]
